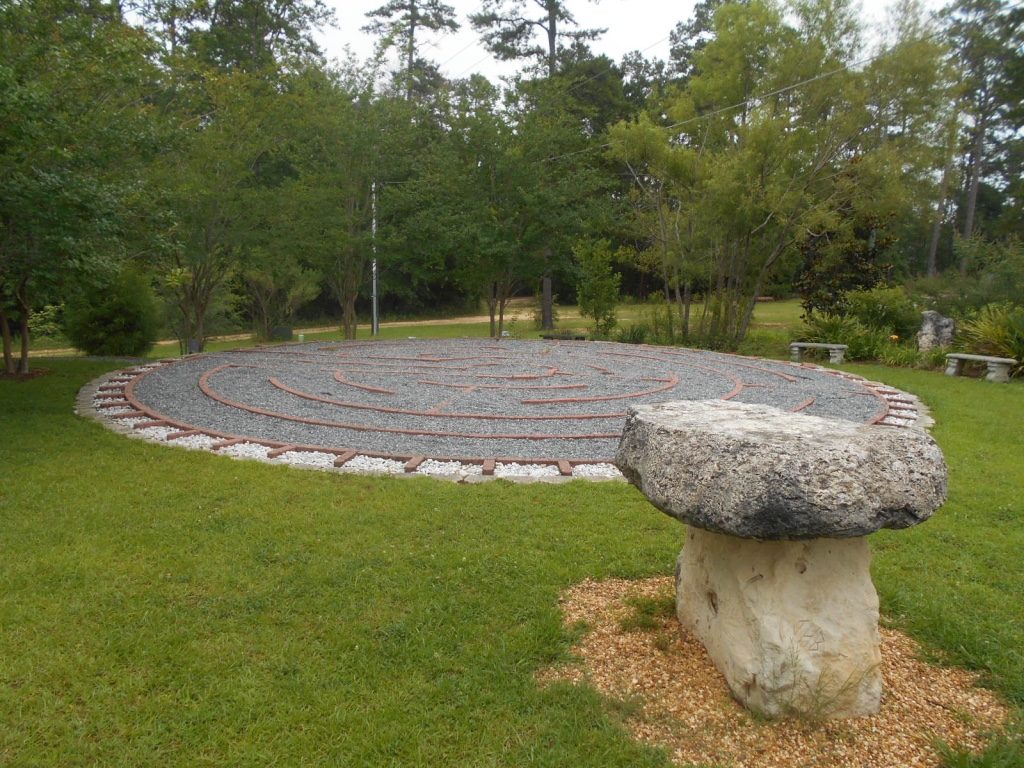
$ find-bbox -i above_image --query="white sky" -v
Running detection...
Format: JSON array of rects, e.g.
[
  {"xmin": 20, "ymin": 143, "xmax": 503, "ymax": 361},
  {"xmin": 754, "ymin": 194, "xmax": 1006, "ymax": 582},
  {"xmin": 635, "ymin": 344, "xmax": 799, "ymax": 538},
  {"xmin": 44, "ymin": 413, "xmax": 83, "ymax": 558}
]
[{"xmin": 315, "ymin": 0, "xmax": 946, "ymax": 84}]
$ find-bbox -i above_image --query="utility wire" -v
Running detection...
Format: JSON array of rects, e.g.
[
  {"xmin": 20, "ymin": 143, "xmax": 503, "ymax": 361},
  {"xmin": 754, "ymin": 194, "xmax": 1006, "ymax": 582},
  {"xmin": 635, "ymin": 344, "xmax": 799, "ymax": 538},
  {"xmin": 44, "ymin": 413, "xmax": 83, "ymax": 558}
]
[
  {"xmin": 539, "ymin": 3, "xmax": 1024, "ymax": 166},
  {"xmin": 562, "ymin": 34, "xmax": 671, "ymax": 98},
  {"xmin": 437, "ymin": 36, "xmax": 481, "ymax": 69}
]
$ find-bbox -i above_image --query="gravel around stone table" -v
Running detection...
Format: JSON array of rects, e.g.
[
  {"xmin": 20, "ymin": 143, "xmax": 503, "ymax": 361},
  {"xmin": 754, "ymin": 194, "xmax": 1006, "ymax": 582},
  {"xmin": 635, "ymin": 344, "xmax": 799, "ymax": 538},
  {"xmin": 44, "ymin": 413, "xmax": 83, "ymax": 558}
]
[{"xmin": 79, "ymin": 339, "xmax": 926, "ymax": 480}]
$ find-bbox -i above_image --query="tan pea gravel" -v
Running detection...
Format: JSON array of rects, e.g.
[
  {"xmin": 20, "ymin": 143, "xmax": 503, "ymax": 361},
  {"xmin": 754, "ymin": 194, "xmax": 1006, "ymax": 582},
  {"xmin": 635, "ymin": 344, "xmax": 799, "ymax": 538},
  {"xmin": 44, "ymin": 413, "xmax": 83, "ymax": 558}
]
[{"xmin": 538, "ymin": 577, "xmax": 1009, "ymax": 768}]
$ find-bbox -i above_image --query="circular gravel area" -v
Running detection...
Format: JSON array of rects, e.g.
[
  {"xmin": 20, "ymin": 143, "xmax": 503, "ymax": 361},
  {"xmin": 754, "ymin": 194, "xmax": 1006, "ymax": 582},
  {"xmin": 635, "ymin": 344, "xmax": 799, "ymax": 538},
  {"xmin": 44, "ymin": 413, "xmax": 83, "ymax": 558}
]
[{"xmin": 82, "ymin": 339, "xmax": 924, "ymax": 478}]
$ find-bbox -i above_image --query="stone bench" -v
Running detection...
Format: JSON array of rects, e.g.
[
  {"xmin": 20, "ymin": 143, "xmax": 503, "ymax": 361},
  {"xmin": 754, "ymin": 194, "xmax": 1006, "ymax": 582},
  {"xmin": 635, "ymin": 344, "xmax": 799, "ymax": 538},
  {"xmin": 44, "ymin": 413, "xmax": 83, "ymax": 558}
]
[
  {"xmin": 944, "ymin": 352, "xmax": 1017, "ymax": 383},
  {"xmin": 790, "ymin": 342, "xmax": 848, "ymax": 364},
  {"xmin": 617, "ymin": 401, "xmax": 947, "ymax": 720}
]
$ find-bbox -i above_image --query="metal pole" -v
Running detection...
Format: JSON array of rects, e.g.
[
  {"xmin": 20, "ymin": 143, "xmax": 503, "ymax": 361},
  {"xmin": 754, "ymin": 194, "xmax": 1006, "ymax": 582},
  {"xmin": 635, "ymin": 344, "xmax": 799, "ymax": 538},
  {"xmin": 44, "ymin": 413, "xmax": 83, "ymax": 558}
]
[{"xmin": 371, "ymin": 180, "xmax": 379, "ymax": 336}]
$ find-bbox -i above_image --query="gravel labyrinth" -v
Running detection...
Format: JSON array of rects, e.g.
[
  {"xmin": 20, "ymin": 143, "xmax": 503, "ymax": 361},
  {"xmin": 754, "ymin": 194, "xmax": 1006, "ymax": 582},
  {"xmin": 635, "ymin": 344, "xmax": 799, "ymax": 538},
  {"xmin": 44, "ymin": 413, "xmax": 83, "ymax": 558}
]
[{"xmin": 84, "ymin": 339, "xmax": 922, "ymax": 479}]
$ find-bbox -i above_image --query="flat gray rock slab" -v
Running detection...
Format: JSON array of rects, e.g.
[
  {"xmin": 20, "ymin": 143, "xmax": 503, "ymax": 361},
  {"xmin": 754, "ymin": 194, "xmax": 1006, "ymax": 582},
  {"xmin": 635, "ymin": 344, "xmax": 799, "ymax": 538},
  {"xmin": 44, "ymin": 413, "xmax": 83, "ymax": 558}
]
[{"xmin": 616, "ymin": 400, "xmax": 947, "ymax": 539}]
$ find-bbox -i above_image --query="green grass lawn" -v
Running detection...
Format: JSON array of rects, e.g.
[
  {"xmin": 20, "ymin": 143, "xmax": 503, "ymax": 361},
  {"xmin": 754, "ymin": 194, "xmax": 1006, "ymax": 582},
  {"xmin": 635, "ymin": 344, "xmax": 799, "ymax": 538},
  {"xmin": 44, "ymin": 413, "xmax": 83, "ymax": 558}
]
[
  {"xmin": 26, "ymin": 298, "xmax": 808, "ymax": 361},
  {"xmin": 1, "ymin": 358, "xmax": 1020, "ymax": 766}
]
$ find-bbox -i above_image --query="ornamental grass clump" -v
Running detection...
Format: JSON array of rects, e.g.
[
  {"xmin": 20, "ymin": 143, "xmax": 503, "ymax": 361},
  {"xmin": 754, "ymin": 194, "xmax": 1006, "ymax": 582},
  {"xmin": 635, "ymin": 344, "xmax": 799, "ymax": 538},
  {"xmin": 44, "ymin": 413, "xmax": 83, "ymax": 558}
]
[{"xmin": 959, "ymin": 303, "xmax": 1024, "ymax": 377}]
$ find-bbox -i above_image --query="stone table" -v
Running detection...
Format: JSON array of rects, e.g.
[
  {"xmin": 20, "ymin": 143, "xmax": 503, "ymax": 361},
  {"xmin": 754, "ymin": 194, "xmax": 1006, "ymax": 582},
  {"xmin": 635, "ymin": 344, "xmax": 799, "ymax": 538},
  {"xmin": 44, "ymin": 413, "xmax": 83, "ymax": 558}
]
[{"xmin": 616, "ymin": 400, "xmax": 947, "ymax": 719}]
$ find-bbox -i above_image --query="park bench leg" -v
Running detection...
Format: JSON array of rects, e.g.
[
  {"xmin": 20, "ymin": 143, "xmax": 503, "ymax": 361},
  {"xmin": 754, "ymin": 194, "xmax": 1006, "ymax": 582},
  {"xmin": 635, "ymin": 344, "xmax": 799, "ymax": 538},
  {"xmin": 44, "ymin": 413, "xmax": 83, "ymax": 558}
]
[
  {"xmin": 986, "ymin": 363, "xmax": 1011, "ymax": 383},
  {"xmin": 790, "ymin": 348, "xmax": 803, "ymax": 363},
  {"xmin": 945, "ymin": 358, "xmax": 964, "ymax": 377},
  {"xmin": 829, "ymin": 349, "xmax": 845, "ymax": 364}
]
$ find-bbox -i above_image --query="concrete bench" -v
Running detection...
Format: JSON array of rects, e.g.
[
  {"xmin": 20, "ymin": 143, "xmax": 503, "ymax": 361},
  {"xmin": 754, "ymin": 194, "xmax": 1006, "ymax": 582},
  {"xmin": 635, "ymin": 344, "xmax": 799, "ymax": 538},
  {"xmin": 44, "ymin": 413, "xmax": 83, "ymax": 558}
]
[
  {"xmin": 945, "ymin": 353, "xmax": 1017, "ymax": 383},
  {"xmin": 790, "ymin": 342, "xmax": 848, "ymax": 364}
]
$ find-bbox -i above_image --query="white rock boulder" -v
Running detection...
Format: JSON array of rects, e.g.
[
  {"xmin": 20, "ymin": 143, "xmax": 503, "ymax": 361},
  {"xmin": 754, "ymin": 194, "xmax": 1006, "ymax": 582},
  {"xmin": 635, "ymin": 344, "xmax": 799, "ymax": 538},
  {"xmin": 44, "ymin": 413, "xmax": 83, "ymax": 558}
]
[
  {"xmin": 616, "ymin": 400, "xmax": 948, "ymax": 719},
  {"xmin": 616, "ymin": 401, "xmax": 947, "ymax": 540}
]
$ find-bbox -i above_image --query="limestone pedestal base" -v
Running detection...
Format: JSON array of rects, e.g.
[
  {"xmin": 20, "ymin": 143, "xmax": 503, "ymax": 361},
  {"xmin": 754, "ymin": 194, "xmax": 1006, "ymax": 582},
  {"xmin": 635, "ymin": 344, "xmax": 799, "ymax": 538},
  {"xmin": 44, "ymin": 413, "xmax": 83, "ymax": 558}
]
[{"xmin": 676, "ymin": 526, "xmax": 882, "ymax": 719}]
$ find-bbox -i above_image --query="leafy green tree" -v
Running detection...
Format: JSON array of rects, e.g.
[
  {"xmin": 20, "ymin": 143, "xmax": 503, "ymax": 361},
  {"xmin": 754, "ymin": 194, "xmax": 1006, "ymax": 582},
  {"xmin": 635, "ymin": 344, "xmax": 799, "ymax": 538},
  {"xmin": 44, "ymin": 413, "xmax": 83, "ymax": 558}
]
[
  {"xmin": 610, "ymin": 0, "xmax": 953, "ymax": 347},
  {"xmin": 0, "ymin": 0, "xmax": 157, "ymax": 374},
  {"xmin": 272, "ymin": 68, "xmax": 405, "ymax": 340},
  {"xmin": 668, "ymin": 0, "xmax": 729, "ymax": 79},
  {"xmin": 554, "ymin": 44, "xmax": 634, "ymax": 135},
  {"xmin": 179, "ymin": 0, "xmax": 333, "ymax": 71},
  {"xmin": 363, "ymin": 0, "xmax": 460, "ymax": 100},
  {"xmin": 240, "ymin": 249, "xmax": 321, "ymax": 341},
  {"xmin": 574, "ymin": 238, "xmax": 621, "ymax": 337},
  {"xmin": 619, "ymin": 50, "xmax": 668, "ymax": 111},
  {"xmin": 470, "ymin": 0, "xmax": 603, "ymax": 77},
  {"xmin": 943, "ymin": 0, "xmax": 1021, "ymax": 244}
]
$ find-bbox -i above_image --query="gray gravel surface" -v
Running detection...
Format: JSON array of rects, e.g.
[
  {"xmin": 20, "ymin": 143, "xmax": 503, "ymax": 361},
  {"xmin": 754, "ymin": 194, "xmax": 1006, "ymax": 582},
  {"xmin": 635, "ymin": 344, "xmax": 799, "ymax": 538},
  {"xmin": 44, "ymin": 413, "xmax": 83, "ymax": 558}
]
[{"xmin": 120, "ymin": 339, "xmax": 893, "ymax": 463}]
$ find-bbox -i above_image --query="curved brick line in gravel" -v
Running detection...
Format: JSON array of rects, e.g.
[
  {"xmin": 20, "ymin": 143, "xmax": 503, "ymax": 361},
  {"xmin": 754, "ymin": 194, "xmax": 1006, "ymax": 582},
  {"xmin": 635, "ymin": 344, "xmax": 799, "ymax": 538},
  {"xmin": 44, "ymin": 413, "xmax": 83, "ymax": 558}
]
[
  {"xmin": 197, "ymin": 366, "xmax": 624, "ymax": 441},
  {"xmin": 77, "ymin": 341, "xmax": 934, "ymax": 479},
  {"xmin": 102, "ymin": 371, "xmax": 601, "ymax": 470},
  {"xmin": 417, "ymin": 380, "xmax": 589, "ymax": 391},
  {"xmin": 270, "ymin": 376, "xmax": 626, "ymax": 421},
  {"xmin": 656, "ymin": 348, "xmax": 801, "ymax": 383},
  {"xmin": 519, "ymin": 374, "xmax": 681, "ymax": 404}
]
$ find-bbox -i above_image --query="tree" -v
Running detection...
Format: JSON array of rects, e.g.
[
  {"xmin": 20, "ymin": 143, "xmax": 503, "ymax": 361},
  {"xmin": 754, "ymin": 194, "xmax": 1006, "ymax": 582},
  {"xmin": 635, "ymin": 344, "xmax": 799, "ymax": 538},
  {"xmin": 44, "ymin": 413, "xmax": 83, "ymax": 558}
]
[
  {"xmin": 0, "ymin": 0, "xmax": 157, "ymax": 374},
  {"xmin": 668, "ymin": 0, "xmax": 729, "ymax": 80},
  {"xmin": 152, "ymin": 64, "xmax": 314, "ymax": 351},
  {"xmin": 620, "ymin": 50, "xmax": 668, "ymax": 112},
  {"xmin": 470, "ymin": 0, "xmax": 603, "ymax": 77},
  {"xmin": 363, "ymin": 0, "xmax": 460, "ymax": 100},
  {"xmin": 610, "ymin": 0, "xmax": 952, "ymax": 346},
  {"xmin": 574, "ymin": 238, "xmax": 621, "ymax": 337},
  {"xmin": 241, "ymin": 251, "xmax": 320, "ymax": 340},
  {"xmin": 178, "ymin": 0, "xmax": 333, "ymax": 71},
  {"xmin": 274, "ymin": 68, "xmax": 402, "ymax": 340},
  {"xmin": 943, "ymin": 0, "xmax": 1021, "ymax": 247}
]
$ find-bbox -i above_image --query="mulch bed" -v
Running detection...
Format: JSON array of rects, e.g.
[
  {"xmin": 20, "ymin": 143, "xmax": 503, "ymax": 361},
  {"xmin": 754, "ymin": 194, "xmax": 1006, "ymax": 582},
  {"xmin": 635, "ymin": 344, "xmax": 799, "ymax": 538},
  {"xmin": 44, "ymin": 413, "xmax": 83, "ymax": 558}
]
[{"xmin": 539, "ymin": 577, "xmax": 1009, "ymax": 768}]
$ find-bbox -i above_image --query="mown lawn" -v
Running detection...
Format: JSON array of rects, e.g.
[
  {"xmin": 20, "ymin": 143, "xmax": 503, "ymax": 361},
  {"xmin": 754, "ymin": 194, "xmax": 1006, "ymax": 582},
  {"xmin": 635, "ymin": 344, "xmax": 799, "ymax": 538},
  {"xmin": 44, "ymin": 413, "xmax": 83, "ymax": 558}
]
[
  {"xmin": 1, "ymin": 358, "xmax": 1020, "ymax": 766},
  {"xmin": 26, "ymin": 298, "xmax": 808, "ymax": 360}
]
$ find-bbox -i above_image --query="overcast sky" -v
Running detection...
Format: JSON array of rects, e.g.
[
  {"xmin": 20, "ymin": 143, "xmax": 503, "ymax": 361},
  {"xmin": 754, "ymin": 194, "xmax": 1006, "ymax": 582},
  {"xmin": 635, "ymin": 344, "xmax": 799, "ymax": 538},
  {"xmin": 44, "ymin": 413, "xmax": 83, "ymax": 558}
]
[{"xmin": 314, "ymin": 0, "xmax": 946, "ymax": 83}]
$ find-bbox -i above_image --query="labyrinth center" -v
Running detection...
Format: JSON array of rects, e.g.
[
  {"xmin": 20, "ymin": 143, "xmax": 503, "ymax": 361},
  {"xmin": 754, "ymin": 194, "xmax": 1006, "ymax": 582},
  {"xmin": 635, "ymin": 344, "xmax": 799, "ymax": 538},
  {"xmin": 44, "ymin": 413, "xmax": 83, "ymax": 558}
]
[{"xmin": 99, "ymin": 339, "xmax": 918, "ymax": 469}]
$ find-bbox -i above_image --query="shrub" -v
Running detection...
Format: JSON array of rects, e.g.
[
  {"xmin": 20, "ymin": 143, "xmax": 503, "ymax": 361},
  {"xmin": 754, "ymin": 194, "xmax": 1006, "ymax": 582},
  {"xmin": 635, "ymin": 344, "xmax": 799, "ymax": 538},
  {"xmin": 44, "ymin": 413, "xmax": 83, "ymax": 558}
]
[
  {"xmin": 574, "ymin": 239, "xmax": 621, "ymax": 338},
  {"xmin": 877, "ymin": 343, "xmax": 922, "ymax": 368},
  {"xmin": 615, "ymin": 324, "xmax": 649, "ymax": 345},
  {"xmin": 845, "ymin": 286, "xmax": 920, "ymax": 340},
  {"xmin": 801, "ymin": 313, "xmax": 888, "ymax": 361},
  {"xmin": 918, "ymin": 345, "xmax": 950, "ymax": 370},
  {"xmin": 65, "ymin": 270, "xmax": 160, "ymax": 356},
  {"xmin": 736, "ymin": 329, "xmax": 791, "ymax": 359},
  {"xmin": 28, "ymin": 304, "xmax": 65, "ymax": 338},
  {"xmin": 959, "ymin": 303, "xmax": 1024, "ymax": 377},
  {"xmin": 639, "ymin": 294, "xmax": 678, "ymax": 345}
]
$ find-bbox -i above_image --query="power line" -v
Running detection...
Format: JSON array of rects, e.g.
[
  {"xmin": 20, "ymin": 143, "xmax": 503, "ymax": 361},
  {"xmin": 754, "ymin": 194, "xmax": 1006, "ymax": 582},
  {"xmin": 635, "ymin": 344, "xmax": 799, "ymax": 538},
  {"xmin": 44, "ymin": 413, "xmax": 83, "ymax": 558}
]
[
  {"xmin": 539, "ymin": 6, "xmax": 1018, "ymax": 166},
  {"xmin": 437, "ymin": 36, "xmax": 480, "ymax": 69},
  {"xmin": 563, "ymin": 34, "xmax": 671, "ymax": 98},
  {"xmin": 453, "ymin": 52, "xmax": 494, "ymax": 79}
]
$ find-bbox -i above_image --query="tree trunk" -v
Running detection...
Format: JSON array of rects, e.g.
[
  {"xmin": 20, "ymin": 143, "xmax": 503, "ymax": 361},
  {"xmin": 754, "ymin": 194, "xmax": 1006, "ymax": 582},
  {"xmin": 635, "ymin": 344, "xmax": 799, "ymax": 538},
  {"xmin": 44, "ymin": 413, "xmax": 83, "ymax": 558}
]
[
  {"xmin": 17, "ymin": 308, "xmax": 29, "ymax": 374},
  {"xmin": 546, "ymin": 2, "xmax": 557, "ymax": 77},
  {"xmin": 961, "ymin": 113, "xmax": 986, "ymax": 273},
  {"xmin": 487, "ymin": 282, "xmax": 498, "ymax": 338},
  {"xmin": 14, "ymin": 280, "xmax": 31, "ymax": 376},
  {"xmin": 737, "ymin": 238, "xmax": 789, "ymax": 342},
  {"xmin": 541, "ymin": 275, "xmax": 553, "ymax": 331},
  {"xmin": 342, "ymin": 293, "xmax": 358, "ymax": 340},
  {"xmin": 406, "ymin": 1, "xmax": 417, "ymax": 101},
  {"xmin": 0, "ymin": 302, "xmax": 14, "ymax": 375},
  {"xmin": 15, "ymin": 281, "xmax": 30, "ymax": 374},
  {"xmin": 925, "ymin": 203, "xmax": 945, "ymax": 278},
  {"xmin": 682, "ymin": 280, "xmax": 692, "ymax": 339}
]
